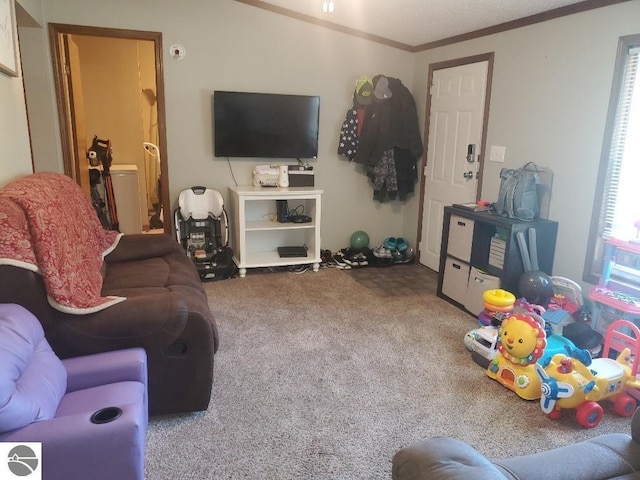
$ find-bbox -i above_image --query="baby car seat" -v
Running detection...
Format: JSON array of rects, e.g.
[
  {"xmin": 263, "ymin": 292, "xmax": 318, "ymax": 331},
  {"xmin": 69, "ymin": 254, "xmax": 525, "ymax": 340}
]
[{"xmin": 174, "ymin": 186, "xmax": 236, "ymax": 280}]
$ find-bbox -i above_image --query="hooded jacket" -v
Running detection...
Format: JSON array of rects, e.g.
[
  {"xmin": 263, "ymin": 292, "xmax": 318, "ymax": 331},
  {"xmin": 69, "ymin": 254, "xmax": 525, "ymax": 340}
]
[{"xmin": 354, "ymin": 76, "xmax": 423, "ymax": 166}]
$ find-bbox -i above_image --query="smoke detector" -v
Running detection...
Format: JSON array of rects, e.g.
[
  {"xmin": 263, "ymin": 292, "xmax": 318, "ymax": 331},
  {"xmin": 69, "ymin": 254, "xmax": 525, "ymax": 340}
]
[{"xmin": 169, "ymin": 44, "xmax": 185, "ymax": 60}]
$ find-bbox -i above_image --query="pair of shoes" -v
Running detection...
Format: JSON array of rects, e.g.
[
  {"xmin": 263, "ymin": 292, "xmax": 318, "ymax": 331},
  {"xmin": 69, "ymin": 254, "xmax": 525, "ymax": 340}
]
[
  {"xmin": 343, "ymin": 254, "xmax": 367, "ymax": 267},
  {"xmin": 352, "ymin": 252, "xmax": 368, "ymax": 266},
  {"xmin": 391, "ymin": 247, "xmax": 415, "ymax": 264},
  {"xmin": 373, "ymin": 245, "xmax": 392, "ymax": 259},
  {"xmin": 332, "ymin": 253, "xmax": 351, "ymax": 270},
  {"xmin": 320, "ymin": 249, "xmax": 334, "ymax": 267},
  {"xmin": 384, "ymin": 237, "xmax": 409, "ymax": 252}
]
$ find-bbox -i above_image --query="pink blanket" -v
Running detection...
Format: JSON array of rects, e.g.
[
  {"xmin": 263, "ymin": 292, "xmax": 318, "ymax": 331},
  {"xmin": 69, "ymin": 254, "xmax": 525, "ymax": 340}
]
[{"xmin": 0, "ymin": 172, "xmax": 124, "ymax": 314}]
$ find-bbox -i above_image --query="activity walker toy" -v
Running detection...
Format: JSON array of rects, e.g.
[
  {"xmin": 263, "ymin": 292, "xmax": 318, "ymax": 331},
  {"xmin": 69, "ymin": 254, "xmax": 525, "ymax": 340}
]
[{"xmin": 486, "ymin": 312, "xmax": 547, "ymax": 400}]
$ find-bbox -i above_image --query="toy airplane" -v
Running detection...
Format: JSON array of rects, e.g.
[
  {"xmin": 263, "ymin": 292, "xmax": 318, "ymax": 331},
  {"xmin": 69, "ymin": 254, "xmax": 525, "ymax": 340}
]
[{"xmin": 535, "ymin": 348, "xmax": 640, "ymax": 428}]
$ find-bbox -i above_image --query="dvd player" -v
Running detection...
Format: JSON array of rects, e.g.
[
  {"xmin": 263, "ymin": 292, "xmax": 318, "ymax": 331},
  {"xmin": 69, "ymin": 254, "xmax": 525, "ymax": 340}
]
[{"xmin": 277, "ymin": 246, "xmax": 307, "ymax": 258}]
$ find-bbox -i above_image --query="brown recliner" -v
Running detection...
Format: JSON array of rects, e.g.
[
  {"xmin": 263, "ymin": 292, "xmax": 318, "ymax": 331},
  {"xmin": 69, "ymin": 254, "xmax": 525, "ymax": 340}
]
[
  {"xmin": 0, "ymin": 233, "xmax": 218, "ymax": 416},
  {"xmin": 0, "ymin": 173, "xmax": 218, "ymax": 416}
]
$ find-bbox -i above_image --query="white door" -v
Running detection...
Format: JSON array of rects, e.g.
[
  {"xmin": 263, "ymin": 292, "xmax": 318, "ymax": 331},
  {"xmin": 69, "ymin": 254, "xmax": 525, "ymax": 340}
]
[{"xmin": 419, "ymin": 60, "xmax": 489, "ymax": 271}]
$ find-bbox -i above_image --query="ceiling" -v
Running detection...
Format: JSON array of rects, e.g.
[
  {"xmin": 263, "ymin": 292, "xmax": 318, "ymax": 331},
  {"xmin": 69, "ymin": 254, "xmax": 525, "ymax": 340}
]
[{"xmin": 237, "ymin": 0, "xmax": 627, "ymax": 51}]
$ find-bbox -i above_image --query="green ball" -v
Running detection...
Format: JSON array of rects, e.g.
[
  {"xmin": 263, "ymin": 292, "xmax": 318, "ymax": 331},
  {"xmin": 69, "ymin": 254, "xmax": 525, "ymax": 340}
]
[{"xmin": 350, "ymin": 230, "xmax": 369, "ymax": 250}]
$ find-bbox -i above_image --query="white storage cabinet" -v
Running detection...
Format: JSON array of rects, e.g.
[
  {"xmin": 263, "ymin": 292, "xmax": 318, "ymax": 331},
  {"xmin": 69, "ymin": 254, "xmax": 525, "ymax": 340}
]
[{"xmin": 228, "ymin": 186, "xmax": 323, "ymax": 278}]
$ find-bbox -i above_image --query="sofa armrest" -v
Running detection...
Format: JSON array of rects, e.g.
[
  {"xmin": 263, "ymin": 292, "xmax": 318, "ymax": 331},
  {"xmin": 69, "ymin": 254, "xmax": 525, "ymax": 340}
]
[
  {"xmin": 0, "ymin": 395, "xmax": 146, "ymax": 480},
  {"xmin": 0, "ymin": 398, "xmax": 145, "ymax": 442},
  {"xmin": 54, "ymin": 293, "xmax": 188, "ymax": 355},
  {"xmin": 105, "ymin": 233, "xmax": 183, "ymax": 263},
  {"xmin": 494, "ymin": 433, "xmax": 640, "ymax": 480},
  {"xmin": 62, "ymin": 348, "xmax": 147, "ymax": 393},
  {"xmin": 392, "ymin": 437, "xmax": 507, "ymax": 480}
]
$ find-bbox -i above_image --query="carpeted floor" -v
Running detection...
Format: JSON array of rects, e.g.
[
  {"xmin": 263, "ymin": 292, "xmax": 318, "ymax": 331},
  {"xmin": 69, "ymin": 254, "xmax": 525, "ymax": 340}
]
[
  {"xmin": 346, "ymin": 263, "xmax": 438, "ymax": 297},
  {"xmin": 145, "ymin": 268, "xmax": 634, "ymax": 479}
]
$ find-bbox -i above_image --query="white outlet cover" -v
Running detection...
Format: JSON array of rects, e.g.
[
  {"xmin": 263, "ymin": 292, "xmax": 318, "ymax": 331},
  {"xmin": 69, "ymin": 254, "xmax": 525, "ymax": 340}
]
[
  {"xmin": 489, "ymin": 145, "xmax": 506, "ymax": 163},
  {"xmin": 169, "ymin": 44, "xmax": 186, "ymax": 60}
]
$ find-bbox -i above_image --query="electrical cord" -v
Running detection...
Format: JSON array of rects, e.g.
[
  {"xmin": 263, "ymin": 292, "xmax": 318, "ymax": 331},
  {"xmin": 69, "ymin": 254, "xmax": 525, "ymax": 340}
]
[
  {"xmin": 288, "ymin": 204, "xmax": 305, "ymax": 216},
  {"xmin": 226, "ymin": 157, "xmax": 239, "ymax": 186}
]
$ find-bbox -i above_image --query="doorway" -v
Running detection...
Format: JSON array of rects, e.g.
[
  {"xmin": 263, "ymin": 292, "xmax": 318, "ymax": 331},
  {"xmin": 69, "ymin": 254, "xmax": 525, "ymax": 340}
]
[
  {"xmin": 49, "ymin": 24, "xmax": 170, "ymax": 233},
  {"xmin": 416, "ymin": 53, "xmax": 494, "ymax": 271}
]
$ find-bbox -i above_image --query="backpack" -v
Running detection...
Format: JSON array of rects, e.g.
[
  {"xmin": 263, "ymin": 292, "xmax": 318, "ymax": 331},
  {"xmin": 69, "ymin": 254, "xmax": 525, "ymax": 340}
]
[{"xmin": 492, "ymin": 162, "xmax": 540, "ymax": 221}]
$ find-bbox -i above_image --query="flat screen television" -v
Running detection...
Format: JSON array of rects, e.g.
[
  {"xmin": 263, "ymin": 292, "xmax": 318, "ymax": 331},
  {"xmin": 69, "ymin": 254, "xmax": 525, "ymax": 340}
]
[{"xmin": 213, "ymin": 91, "xmax": 320, "ymax": 159}]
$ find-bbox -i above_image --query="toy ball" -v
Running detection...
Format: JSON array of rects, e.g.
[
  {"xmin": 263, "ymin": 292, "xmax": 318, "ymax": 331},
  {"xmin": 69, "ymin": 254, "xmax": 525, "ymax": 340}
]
[
  {"xmin": 518, "ymin": 271, "xmax": 554, "ymax": 305},
  {"xmin": 349, "ymin": 230, "xmax": 370, "ymax": 251}
]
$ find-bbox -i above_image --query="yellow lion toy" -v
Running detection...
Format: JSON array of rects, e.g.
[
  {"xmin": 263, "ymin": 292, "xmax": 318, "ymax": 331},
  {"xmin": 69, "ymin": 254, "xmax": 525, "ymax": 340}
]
[{"xmin": 486, "ymin": 312, "xmax": 547, "ymax": 400}]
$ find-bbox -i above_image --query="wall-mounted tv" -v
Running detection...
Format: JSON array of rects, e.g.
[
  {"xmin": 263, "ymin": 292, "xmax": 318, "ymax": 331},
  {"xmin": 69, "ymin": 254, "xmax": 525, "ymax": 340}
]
[{"xmin": 213, "ymin": 91, "xmax": 320, "ymax": 159}]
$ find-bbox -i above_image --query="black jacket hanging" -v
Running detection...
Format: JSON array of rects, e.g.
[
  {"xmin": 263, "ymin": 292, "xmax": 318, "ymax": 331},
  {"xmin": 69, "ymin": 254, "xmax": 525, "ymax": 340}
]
[{"xmin": 354, "ymin": 76, "xmax": 423, "ymax": 166}]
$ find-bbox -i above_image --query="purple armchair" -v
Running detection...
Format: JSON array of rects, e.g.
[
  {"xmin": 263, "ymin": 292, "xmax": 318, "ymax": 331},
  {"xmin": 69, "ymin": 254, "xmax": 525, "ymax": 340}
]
[{"xmin": 0, "ymin": 304, "xmax": 148, "ymax": 480}]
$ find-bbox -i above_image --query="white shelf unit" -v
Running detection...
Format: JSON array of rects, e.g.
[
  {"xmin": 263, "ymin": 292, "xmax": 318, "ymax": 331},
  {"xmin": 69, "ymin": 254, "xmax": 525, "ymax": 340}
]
[{"xmin": 228, "ymin": 186, "xmax": 323, "ymax": 277}]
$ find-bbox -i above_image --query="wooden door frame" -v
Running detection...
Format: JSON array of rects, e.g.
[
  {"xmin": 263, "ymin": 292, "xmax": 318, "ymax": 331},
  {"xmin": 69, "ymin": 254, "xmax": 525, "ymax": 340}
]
[
  {"xmin": 49, "ymin": 23, "xmax": 170, "ymax": 232},
  {"xmin": 415, "ymin": 52, "xmax": 494, "ymax": 266}
]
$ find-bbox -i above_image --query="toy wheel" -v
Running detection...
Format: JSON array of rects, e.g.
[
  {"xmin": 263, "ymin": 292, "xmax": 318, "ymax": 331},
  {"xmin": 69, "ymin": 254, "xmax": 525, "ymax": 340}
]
[
  {"xmin": 613, "ymin": 394, "xmax": 637, "ymax": 417},
  {"xmin": 576, "ymin": 402, "xmax": 603, "ymax": 428},
  {"xmin": 547, "ymin": 409, "xmax": 562, "ymax": 420}
]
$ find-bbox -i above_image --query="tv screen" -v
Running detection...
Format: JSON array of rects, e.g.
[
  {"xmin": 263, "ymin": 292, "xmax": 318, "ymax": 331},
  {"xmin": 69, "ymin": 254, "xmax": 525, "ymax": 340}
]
[{"xmin": 213, "ymin": 91, "xmax": 320, "ymax": 159}]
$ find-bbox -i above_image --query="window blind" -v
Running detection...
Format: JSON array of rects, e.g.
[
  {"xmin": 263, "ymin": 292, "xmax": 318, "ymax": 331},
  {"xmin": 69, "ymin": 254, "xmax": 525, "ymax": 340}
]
[
  {"xmin": 600, "ymin": 45, "xmax": 638, "ymax": 240},
  {"xmin": 584, "ymin": 35, "xmax": 640, "ymax": 284}
]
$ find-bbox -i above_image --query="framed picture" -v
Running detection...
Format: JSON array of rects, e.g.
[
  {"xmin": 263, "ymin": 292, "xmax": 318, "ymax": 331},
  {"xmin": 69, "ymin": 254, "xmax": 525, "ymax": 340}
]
[{"xmin": 0, "ymin": 0, "xmax": 18, "ymax": 77}]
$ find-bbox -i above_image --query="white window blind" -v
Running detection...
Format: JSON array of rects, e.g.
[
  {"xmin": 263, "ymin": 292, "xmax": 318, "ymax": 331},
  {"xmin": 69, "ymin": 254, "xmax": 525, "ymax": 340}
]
[
  {"xmin": 602, "ymin": 45, "xmax": 639, "ymax": 240},
  {"xmin": 585, "ymin": 36, "xmax": 640, "ymax": 283}
]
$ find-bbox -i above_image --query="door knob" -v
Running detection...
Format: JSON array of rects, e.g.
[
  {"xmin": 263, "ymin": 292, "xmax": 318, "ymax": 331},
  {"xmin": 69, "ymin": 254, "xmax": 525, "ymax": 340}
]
[{"xmin": 463, "ymin": 171, "xmax": 474, "ymax": 179}]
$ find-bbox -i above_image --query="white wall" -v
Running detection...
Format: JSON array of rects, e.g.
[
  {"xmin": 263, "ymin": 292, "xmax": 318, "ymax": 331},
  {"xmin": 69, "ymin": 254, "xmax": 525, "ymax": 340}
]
[
  {"xmin": 0, "ymin": 72, "xmax": 32, "ymax": 185},
  {"xmin": 16, "ymin": 0, "xmax": 640, "ymax": 282},
  {"xmin": 15, "ymin": 0, "xmax": 41, "ymax": 23},
  {"xmin": 35, "ymin": 0, "xmax": 415, "ymax": 251},
  {"xmin": 412, "ymin": 0, "xmax": 640, "ymax": 286},
  {"xmin": 0, "ymin": 1, "xmax": 37, "ymax": 187},
  {"xmin": 18, "ymin": 21, "xmax": 61, "ymax": 175}
]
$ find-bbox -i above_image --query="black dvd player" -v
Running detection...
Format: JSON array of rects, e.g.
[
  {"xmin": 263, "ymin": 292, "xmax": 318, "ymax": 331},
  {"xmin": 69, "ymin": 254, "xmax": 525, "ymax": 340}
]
[{"xmin": 277, "ymin": 246, "xmax": 307, "ymax": 258}]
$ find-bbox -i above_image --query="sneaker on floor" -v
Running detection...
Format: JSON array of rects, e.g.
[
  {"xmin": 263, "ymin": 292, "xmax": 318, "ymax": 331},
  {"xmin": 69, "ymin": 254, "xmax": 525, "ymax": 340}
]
[
  {"xmin": 383, "ymin": 237, "xmax": 397, "ymax": 250},
  {"xmin": 332, "ymin": 254, "xmax": 351, "ymax": 269},
  {"xmin": 353, "ymin": 252, "xmax": 369, "ymax": 266},
  {"xmin": 373, "ymin": 245, "xmax": 391, "ymax": 258},
  {"xmin": 395, "ymin": 237, "xmax": 408, "ymax": 252}
]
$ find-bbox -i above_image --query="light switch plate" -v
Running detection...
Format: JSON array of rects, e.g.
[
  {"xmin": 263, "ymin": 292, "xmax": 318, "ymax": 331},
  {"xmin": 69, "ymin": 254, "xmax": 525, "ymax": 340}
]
[{"xmin": 489, "ymin": 145, "xmax": 506, "ymax": 163}]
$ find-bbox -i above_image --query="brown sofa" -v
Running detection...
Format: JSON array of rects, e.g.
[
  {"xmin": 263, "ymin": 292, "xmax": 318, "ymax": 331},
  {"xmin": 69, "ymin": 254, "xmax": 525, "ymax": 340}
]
[{"xmin": 0, "ymin": 173, "xmax": 218, "ymax": 416}]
